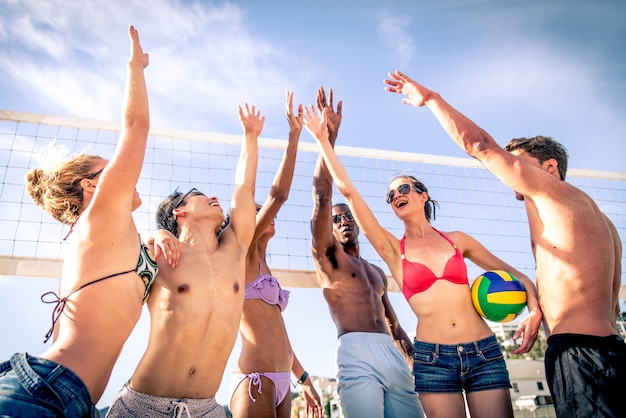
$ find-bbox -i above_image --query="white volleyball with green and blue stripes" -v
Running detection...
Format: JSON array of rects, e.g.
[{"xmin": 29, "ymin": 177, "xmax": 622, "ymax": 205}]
[{"xmin": 471, "ymin": 270, "xmax": 527, "ymax": 323}]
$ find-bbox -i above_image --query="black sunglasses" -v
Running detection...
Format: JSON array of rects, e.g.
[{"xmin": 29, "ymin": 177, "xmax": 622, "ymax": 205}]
[
  {"xmin": 385, "ymin": 183, "xmax": 418, "ymax": 204},
  {"xmin": 79, "ymin": 167, "xmax": 105, "ymax": 201},
  {"xmin": 175, "ymin": 188, "xmax": 204, "ymax": 209},
  {"xmin": 86, "ymin": 167, "xmax": 104, "ymax": 180},
  {"xmin": 332, "ymin": 210, "xmax": 354, "ymax": 224}
]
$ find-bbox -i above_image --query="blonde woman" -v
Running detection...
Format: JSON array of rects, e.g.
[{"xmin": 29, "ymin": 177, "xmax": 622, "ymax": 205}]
[{"xmin": 0, "ymin": 26, "xmax": 154, "ymax": 417}]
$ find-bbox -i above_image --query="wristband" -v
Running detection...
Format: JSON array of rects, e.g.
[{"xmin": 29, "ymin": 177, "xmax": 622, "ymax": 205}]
[{"xmin": 297, "ymin": 371, "xmax": 309, "ymax": 384}]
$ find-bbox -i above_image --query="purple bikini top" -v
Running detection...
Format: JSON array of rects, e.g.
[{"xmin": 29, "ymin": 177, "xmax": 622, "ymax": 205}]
[{"xmin": 244, "ymin": 264, "xmax": 290, "ymax": 312}]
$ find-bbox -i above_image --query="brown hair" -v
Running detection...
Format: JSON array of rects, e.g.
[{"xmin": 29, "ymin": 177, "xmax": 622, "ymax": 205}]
[
  {"xmin": 505, "ymin": 136, "xmax": 568, "ymax": 180},
  {"xmin": 156, "ymin": 189, "xmax": 185, "ymax": 237},
  {"xmin": 25, "ymin": 154, "xmax": 104, "ymax": 225}
]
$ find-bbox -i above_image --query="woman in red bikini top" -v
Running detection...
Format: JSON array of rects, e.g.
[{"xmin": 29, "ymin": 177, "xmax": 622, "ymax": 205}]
[
  {"xmin": 382, "ymin": 174, "xmax": 542, "ymax": 417},
  {"xmin": 301, "ymin": 105, "xmax": 545, "ymax": 418}
]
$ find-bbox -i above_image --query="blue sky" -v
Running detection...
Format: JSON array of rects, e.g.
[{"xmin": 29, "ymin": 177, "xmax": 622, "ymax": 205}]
[
  {"xmin": 1, "ymin": 0, "xmax": 625, "ymax": 171},
  {"xmin": 1, "ymin": 0, "xmax": 625, "ymax": 409}
]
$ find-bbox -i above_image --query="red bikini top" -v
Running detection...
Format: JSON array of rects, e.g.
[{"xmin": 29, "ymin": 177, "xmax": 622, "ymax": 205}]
[{"xmin": 401, "ymin": 228, "xmax": 468, "ymax": 301}]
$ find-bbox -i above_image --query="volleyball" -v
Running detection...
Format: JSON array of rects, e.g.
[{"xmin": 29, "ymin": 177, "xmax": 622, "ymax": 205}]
[{"xmin": 471, "ymin": 270, "xmax": 527, "ymax": 323}]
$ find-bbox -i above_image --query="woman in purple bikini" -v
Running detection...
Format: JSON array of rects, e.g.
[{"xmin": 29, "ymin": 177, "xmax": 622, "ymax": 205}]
[{"xmin": 228, "ymin": 91, "xmax": 323, "ymax": 418}]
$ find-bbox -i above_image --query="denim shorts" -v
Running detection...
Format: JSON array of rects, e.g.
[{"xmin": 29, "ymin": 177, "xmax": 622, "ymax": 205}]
[
  {"xmin": 545, "ymin": 333, "xmax": 626, "ymax": 418},
  {"xmin": 0, "ymin": 352, "xmax": 98, "ymax": 417},
  {"xmin": 413, "ymin": 334, "xmax": 511, "ymax": 393}
]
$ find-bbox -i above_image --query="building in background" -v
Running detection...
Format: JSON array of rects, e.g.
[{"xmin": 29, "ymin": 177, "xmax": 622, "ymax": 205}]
[{"xmin": 291, "ymin": 375, "xmax": 339, "ymax": 418}]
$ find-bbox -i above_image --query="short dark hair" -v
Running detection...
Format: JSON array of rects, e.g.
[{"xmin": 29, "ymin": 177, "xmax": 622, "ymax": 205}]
[
  {"xmin": 388, "ymin": 174, "xmax": 439, "ymax": 222},
  {"xmin": 332, "ymin": 203, "xmax": 349, "ymax": 211},
  {"xmin": 156, "ymin": 188, "xmax": 185, "ymax": 237},
  {"xmin": 505, "ymin": 136, "xmax": 568, "ymax": 180}
]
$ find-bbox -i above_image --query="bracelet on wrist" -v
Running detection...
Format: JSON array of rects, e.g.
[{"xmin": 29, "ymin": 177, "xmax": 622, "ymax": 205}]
[{"xmin": 297, "ymin": 371, "xmax": 309, "ymax": 384}]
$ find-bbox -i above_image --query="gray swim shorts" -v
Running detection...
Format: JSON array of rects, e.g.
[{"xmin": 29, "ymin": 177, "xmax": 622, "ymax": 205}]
[{"xmin": 106, "ymin": 381, "xmax": 226, "ymax": 418}]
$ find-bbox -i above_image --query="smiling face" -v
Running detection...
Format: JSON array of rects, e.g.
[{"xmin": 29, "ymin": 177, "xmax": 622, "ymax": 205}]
[
  {"xmin": 187, "ymin": 192, "xmax": 223, "ymax": 217},
  {"xmin": 387, "ymin": 177, "xmax": 429, "ymax": 221},
  {"xmin": 332, "ymin": 204, "xmax": 359, "ymax": 245},
  {"xmin": 156, "ymin": 188, "xmax": 224, "ymax": 237},
  {"xmin": 181, "ymin": 191, "xmax": 225, "ymax": 233}
]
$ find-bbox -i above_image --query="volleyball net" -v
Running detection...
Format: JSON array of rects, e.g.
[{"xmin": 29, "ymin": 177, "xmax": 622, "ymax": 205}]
[{"xmin": 1, "ymin": 110, "xmax": 625, "ymax": 291}]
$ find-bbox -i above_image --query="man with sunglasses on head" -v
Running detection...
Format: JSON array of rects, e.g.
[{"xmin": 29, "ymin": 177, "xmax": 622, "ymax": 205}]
[
  {"xmin": 384, "ymin": 70, "xmax": 625, "ymax": 418},
  {"xmin": 310, "ymin": 87, "xmax": 424, "ymax": 417},
  {"xmin": 107, "ymin": 103, "xmax": 262, "ymax": 418}
]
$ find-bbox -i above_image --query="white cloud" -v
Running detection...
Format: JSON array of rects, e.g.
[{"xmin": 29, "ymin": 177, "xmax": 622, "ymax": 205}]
[
  {"xmin": 0, "ymin": 0, "xmax": 316, "ymax": 134},
  {"xmin": 0, "ymin": 52, "xmax": 122, "ymax": 121},
  {"xmin": 1, "ymin": 0, "xmax": 624, "ymax": 170},
  {"xmin": 376, "ymin": 11, "xmax": 414, "ymax": 69}
]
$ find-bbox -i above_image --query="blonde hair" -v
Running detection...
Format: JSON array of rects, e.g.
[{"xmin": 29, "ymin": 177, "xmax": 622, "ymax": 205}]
[{"xmin": 25, "ymin": 153, "xmax": 104, "ymax": 225}]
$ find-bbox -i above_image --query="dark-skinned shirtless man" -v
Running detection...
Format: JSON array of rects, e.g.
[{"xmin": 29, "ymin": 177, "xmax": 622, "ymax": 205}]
[{"xmin": 310, "ymin": 87, "xmax": 424, "ymax": 418}]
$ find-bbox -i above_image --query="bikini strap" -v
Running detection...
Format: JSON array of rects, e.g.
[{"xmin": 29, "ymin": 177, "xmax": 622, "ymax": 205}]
[
  {"xmin": 432, "ymin": 227, "xmax": 458, "ymax": 249},
  {"xmin": 400, "ymin": 236, "xmax": 406, "ymax": 259},
  {"xmin": 40, "ymin": 268, "xmax": 135, "ymax": 343},
  {"xmin": 247, "ymin": 372, "xmax": 262, "ymax": 403}
]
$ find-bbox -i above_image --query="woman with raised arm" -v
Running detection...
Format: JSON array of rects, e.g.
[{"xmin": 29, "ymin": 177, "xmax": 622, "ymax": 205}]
[
  {"xmin": 228, "ymin": 91, "xmax": 323, "ymax": 418},
  {"xmin": 303, "ymin": 101, "xmax": 543, "ymax": 418},
  {"xmin": 0, "ymin": 26, "xmax": 155, "ymax": 417}
]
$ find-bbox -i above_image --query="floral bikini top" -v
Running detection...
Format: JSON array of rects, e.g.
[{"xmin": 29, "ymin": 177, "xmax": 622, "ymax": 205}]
[
  {"xmin": 401, "ymin": 227, "xmax": 468, "ymax": 301},
  {"xmin": 244, "ymin": 262, "xmax": 290, "ymax": 312},
  {"xmin": 41, "ymin": 235, "xmax": 158, "ymax": 343}
]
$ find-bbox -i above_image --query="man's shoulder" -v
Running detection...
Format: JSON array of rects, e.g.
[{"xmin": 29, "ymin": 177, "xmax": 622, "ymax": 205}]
[{"xmin": 527, "ymin": 179, "xmax": 589, "ymax": 206}]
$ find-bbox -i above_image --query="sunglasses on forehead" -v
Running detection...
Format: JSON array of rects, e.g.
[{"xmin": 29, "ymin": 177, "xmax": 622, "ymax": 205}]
[
  {"xmin": 332, "ymin": 210, "xmax": 354, "ymax": 224},
  {"xmin": 385, "ymin": 183, "xmax": 419, "ymax": 204},
  {"xmin": 175, "ymin": 188, "xmax": 205, "ymax": 209}
]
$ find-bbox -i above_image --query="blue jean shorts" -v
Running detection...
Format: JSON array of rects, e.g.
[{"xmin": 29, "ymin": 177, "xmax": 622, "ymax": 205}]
[
  {"xmin": 413, "ymin": 334, "xmax": 511, "ymax": 393},
  {"xmin": 0, "ymin": 352, "xmax": 98, "ymax": 417}
]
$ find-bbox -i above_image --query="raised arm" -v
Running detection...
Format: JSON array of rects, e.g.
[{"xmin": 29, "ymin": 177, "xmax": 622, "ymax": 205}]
[
  {"xmin": 304, "ymin": 105, "xmax": 400, "ymax": 271},
  {"xmin": 96, "ymin": 26, "xmax": 150, "ymax": 211},
  {"xmin": 252, "ymin": 91, "xmax": 302, "ymax": 247},
  {"xmin": 384, "ymin": 70, "xmax": 556, "ymax": 200},
  {"xmin": 310, "ymin": 87, "xmax": 341, "ymax": 260},
  {"xmin": 449, "ymin": 230, "xmax": 543, "ymax": 353},
  {"xmin": 227, "ymin": 104, "xmax": 261, "ymax": 250}
]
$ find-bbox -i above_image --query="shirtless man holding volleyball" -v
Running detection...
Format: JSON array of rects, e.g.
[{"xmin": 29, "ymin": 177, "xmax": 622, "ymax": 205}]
[{"xmin": 384, "ymin": 70, "xmax": 625, "ymax": 418}]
